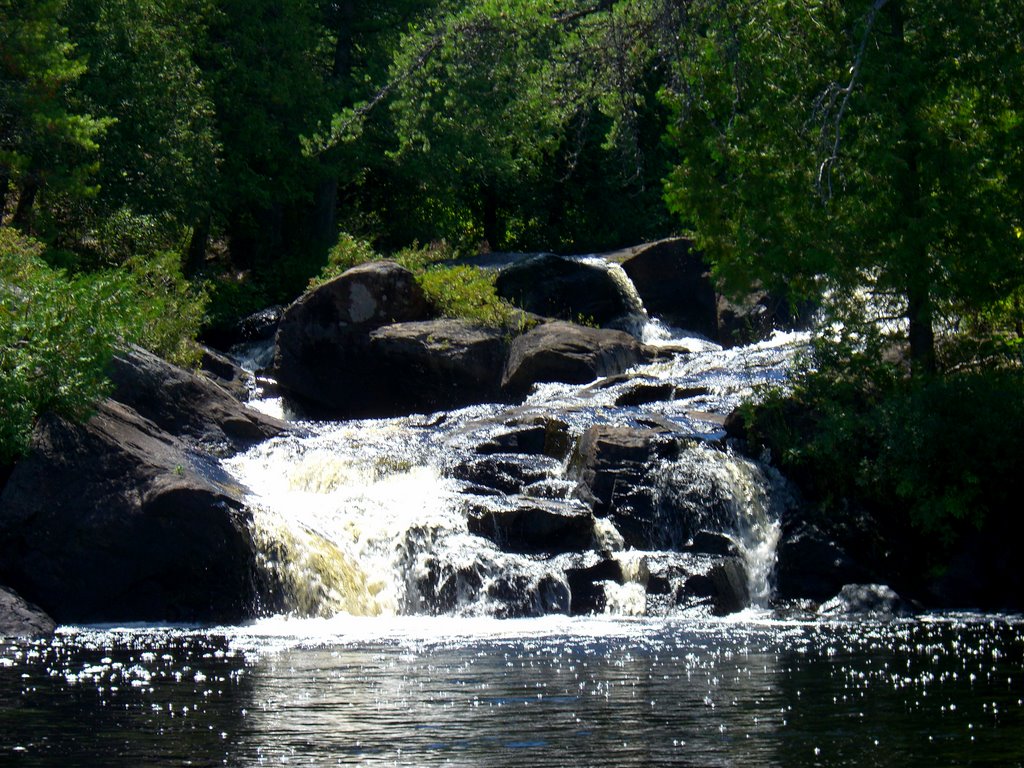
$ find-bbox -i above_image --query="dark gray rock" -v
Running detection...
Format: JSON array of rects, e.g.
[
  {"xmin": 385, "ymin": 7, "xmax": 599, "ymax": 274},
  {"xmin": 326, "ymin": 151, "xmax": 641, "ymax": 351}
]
[
  {"xmin": 687, "ymin": 530, "xmax": 739, "ymax": 557},
  {"xmin": 567, "ymin": 425, "xmax": 684, "ymax": 548},
  {"xmin": 108, "ymin": 345, "xmax": 287, "ymax": 456},
  {"xmin": 199, "ymin": 345, "xmax": 252, "ymax": 401},
  {"xmin": 614, "ymin": 238, "xmax": 718, "ymax": 338},
  {"xmin": 273, "ymin": 261, "xmax": 432, "ymax": 414},
  {"xmin": 475, "ymin": 418, "xmax": 572, "ymax": 459},
  {"xmin": 486, "ymin": 572, "xmax": 570, "ymax": 618},
  {"xmin": 467, "ymin": 497, "xmax": 595, "ymax": 555},
  {"xmin": 774, "ymin": 526, "xmax": 873, "ymax": 602},
  {"xmin": 502, "ymin": 321, "xmax": 645, "ymax": 397},
  {"xmin": 709, "ymin": 559, "xmax": 751, "ymax": 615},
  {"xmin": 1, "ymin": 585, "xmax": 56, "ymax": 637},
  {"xmin": 566, "ymin": 559, "xmax": 623, "ymax": 615},
  {"xmin": 0, "ymin": 401, "xmax": 269, "ymax": 624},
  {"xmin": 202, "ymin": 305, "xmax": 284, "ymax": 351},
  {"xmin": 366, "ymin": 319, "xmax": 508, "ymax": 413},
  {"xmin": 495, "ymin": 253, "xmax": 637, "ymax": 326},
  {"xmin": 819, "ymin": 584, "xmax": 917, "ymax": 618},
  {"xmin": 453, "ymin": 454, "xmax": 561, "ymax": 495}
]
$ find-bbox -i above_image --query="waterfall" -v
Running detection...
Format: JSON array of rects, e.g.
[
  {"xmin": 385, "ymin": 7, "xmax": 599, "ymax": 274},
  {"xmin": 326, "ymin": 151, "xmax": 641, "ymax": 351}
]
[{"xmin": 225, "ymin": 261, "xmax": 807, "ymax": 620}]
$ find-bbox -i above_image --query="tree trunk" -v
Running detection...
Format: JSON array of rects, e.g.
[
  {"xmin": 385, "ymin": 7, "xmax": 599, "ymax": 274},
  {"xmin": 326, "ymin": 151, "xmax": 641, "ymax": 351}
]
[
  {"xmin": 482, "ymin": 184, "xmax": 500, "ymax": 250},
  {"xmin": 186, "ymin": 215, "xmax": 211, "ymax": 276},
  {"xmin": 888, "ymin": 0, "xmax": 936, "ymax": 376},
  {"xmin": 310, "ymin": 177, "xmax": 338, "ymax": 248},
  {"xmin": 11, "ymin": 178, "xmax": 38, "ymax": 231},
  {"xmin": 0, "ymin": 171, "xmax": 10, "ymax": 223}
]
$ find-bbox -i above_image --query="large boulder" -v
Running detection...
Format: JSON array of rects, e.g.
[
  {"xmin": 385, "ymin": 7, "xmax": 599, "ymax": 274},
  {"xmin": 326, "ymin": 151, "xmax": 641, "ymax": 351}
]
[
  {"xmin": 108, "ymin": 345, "xmax": 287, "ymax": 456},
  {"xmin": 495, "ymin": 253, "xmax": 638, "ymax": 326},
  {"xmin": 613, "ymin": 238, "xmax": 718, "ymax": 338},
  {"xmin": 273, "ymin": 261, "xmax": 432, "ymax": 414},
  {"xmin": 366, "ymin": 319, "xmax": 508, "ymax": 413},
  {"xmin": 502, "ymin": 321, "xmax": 645, "ymax": 397},
  {"xmin": 1, "ymin": 585, "xmax": 56, "ymax": 637},
  {"xmin": 0, "ymin": 401, "xmax": 269, "ymax": 624},
  {"xmin": 774, "ymin": 525, "xmax": 874, "ymax": 602},
  {"xmin": 819, "ymin": 584, "xmax": 917, "ymax": 618}
]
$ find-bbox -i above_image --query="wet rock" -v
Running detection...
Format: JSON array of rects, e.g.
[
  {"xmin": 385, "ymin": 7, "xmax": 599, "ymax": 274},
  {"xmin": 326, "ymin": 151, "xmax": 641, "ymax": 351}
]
[
  {"xmin": 682, "ymin": 574, "xmax": 717, "ymax": 600},
  {"xmin": 774, "ymin": 526, "xmax": 873, "ymax": 602},
  {"xmin": 487, "ymin": 572, "xmax": 570, "ymax": 618},
  {"xmin": 495, "ymin": 253, "xmax": 636, "ymax": 326},
  {"xmin": 709, "ymin": 559, "xmax": 751, "ymax": 615},
  {"xmin": 198, "ymin": 345, "xmax": 252, "ymax": 402},
  {"xmin": 108, "ymin": 345, "xmax": 287, "ymax": 457},
  {"xmin": 476, "ymin": 418, "xmax": 571, "ymax": 459},
  {"xmin": 412, "ymin": 557, "xmax": 484, "ymax": 615},
  {"xmin": 453, "ymin": 454, "xmax": 561, "ymax": 495},
  {"xmin": 467, "ymin": 497, "xmax": 595, "ymax": 555},
  {"xmin": 273, "ymin": 261, "xmax": 431, "ymax": 414},
  {"xmin": 501, "ymin": 321, "xmax": 644, "ymax": 397},
  {"xmin": 819, "ymin": 584, "xmax": 918, "ymax": 618},
  {"xmin": 567, "ymin": 425, "xmax": 684, "ymax": 548},
  {"xmin": 614, "ymin": 383, "xmax": 678, "ymax": 407},
  {"xmin": 614, "ymin": 238, "xmax": 719, "ymax": 338},
  {"xmin": 687, "ymin": 530, "xmax": 739, "ymax": 557},
  {"xmin": 1, "ymin": 585, "xmax": 56, "ymax": 637},
  {"xmin": 566, "ymin": 559, "xmax": 623, "ymax": 615},
  {"xmin": 0, "ymin": 401, "xmax": 268, "ymax": 624},
  {"xmin": 201, "ymin": 305, "xmax": 284, "ymax": 351},
  {"xmin": 367, "ymin": 320, "xmax": 508, "ymax": 413}
]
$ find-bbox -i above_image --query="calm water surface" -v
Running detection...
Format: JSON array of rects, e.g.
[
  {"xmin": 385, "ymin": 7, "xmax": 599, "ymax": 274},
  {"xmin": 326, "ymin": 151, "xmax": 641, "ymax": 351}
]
[{"xmin": 2, "ymin": 614, "xmax": 1023, "ymax": 766}]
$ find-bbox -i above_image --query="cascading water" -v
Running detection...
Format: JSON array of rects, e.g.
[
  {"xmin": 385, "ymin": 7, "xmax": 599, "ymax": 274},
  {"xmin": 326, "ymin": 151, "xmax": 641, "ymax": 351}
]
[{"xmin": 224, "ymin": 263, "xmax": 808, "ymax": 620}]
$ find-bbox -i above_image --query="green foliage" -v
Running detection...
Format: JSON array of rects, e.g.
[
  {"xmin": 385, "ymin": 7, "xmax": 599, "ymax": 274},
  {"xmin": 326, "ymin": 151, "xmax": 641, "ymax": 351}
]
[
  {"xmin": 0, "ymin": 229, "xmax": 116, "ymax": 462},
  {"xmin": 663, "ymin": 0, "xmax": 1024, "ymax": 373},
  {"xmin": 0, "ymin": 0, "xmax": 110, "ymax": 228},
  {"xmin": 417, "ymin": 264, "xmax": 515, "ymax": 327},
  {"xmin": 311, "ymin": 232, "xmax": 515, "ymax": 327},
  {"xmin": 0, "ymin": 227, "xmax": 206, "ymax": 462},
  {"xmin": 747, "ymin": 349, "xmax": 1024, "ymax": 560}
]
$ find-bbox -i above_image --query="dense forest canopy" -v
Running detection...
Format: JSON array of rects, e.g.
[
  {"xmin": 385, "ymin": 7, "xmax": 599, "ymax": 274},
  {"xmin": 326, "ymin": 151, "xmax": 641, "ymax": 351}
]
[{"xmin": 2, "ymin": 0, "xmax": 1023, "ymax": 551}]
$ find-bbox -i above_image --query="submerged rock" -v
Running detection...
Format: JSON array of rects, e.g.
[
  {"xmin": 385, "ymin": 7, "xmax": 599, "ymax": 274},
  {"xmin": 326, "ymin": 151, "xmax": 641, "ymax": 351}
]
[
  {"xmin": 501, "ymin": 321, "xmax": 644, "ymax": 397},
  {"xmin": 0, "ymin": 585, "xmax": 56, "ymax": 637},
  {"xmin": 819, "ymin": 584, "xmax": 917, "ymax": 618},
  {"xmin": 0, "ymin": 401, "xmax": 269, "ymax": 624}
]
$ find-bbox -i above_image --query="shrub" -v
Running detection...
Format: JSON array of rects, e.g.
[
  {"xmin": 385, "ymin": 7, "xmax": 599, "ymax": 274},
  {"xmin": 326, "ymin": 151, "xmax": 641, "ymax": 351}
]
[
  {"xmin": 312, "ymin": 233, "xmax": 518, "ymax": 328},
  {"xmin": 1, "ymin": 230, "xmax": 118, "ymax": 462},
  {"xmin": 0, "ymin": 228, "xmax": 208, "ymax": 462}
]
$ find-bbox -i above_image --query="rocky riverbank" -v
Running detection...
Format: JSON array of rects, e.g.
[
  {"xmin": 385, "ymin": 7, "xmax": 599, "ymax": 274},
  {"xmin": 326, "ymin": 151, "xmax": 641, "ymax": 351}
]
[{"xmin": 5, "ymin": 238, "xmax": 936, "ymax": 637}]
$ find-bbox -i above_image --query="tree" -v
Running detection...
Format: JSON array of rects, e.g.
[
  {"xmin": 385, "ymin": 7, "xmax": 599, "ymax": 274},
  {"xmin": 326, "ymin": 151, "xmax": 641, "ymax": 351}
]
[
  {"xmin": 62, "ymin": 0, "xmax": 218, "ymax": 252},
  {"xmin": 663, "ymin": 0, "xmax": 1024, "ymax": 375},
  {"xmin": 0, "ymin": 0, "xmax": 108, "ymax": 232}
]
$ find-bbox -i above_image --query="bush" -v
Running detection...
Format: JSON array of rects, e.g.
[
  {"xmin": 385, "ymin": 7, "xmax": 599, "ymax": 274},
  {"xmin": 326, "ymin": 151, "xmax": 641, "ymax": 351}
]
[
  {"xmin": 1, "ymin": 228, "xmax": 208, "ymax": 462},
  {"xmin": 746, "ymin": 349, "xmax": 1024, "ymax": 562},
  {"xmin": 311, "ymin": 233, "xmax": 518, "ymax": 328},
  {"xmin": 1, "ymin": 230, "xmax": 118, "ymax": 463}
]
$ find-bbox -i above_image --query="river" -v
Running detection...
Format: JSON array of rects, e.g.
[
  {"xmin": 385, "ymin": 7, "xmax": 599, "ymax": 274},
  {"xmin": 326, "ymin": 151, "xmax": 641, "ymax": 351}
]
[{"xmin": 2, "ymin": 266, "xmax": 1023, "ymax": 765}]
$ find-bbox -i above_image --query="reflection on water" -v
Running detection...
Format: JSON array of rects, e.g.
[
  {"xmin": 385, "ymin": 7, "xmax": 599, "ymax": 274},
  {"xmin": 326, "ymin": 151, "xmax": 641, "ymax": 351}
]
[{"xmin": 2, "ymin": 615, "xmax": 1023, "ymax": 766}]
